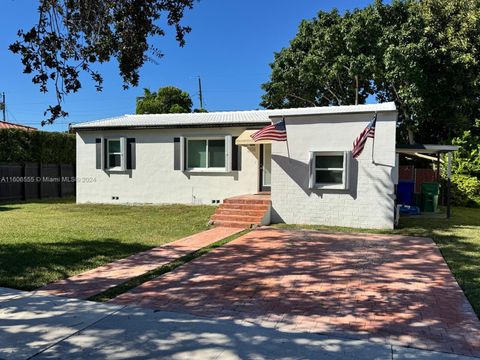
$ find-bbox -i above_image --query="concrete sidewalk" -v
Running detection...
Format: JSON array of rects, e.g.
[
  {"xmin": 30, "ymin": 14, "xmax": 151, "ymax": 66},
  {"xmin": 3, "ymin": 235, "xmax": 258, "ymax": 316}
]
[{"xmin": 0, "ymin": 288, "xmax": 476, "ymax": 360}]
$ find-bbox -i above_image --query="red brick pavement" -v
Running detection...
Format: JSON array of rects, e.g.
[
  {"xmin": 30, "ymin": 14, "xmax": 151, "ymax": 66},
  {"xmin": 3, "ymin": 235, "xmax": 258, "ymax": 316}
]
[
  {"xmin": 40, "ymin": 227, "xmax": 242, "ymax": 299},
  {"xmin": 112, "ymin": 228, "xmax": 480, "ymax": 357}
]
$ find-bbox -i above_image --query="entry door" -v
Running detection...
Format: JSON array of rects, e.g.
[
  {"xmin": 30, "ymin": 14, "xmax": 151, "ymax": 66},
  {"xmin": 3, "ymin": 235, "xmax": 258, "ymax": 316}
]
[{"xmin": 259, "ymin": 144, "xmax": 272, "ymax": 192}]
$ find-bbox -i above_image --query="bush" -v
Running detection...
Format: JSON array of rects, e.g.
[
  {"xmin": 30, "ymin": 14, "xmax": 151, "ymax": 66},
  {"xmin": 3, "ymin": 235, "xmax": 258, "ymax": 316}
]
[
  {"xmin": 450, "ymin": 174, "xmax": 480, "ymax": 207},
  {"xmin": 0, "ymin": 129, "xmax": 75, "ymax": 164}
]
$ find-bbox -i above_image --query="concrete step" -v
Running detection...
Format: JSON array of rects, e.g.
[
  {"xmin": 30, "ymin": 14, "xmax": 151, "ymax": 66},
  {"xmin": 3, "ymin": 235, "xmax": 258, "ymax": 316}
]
[
  {"xmin": 215, "ymin": 208, "xmax": 266, "ymax": 217},
  {"xmin": 223, "ymin": 198, "xmax": 271, "ymax": 205},
  {"xmin": 218, "ymin": 203, "xmax": 270, "ymax": 211},
  {"xmin": 211, "ymin": 214, "xmax": 264, "ymax": 223},
  {"xmin": 211, "ymin": 220, "xmax": 253, "ymax": 228}
]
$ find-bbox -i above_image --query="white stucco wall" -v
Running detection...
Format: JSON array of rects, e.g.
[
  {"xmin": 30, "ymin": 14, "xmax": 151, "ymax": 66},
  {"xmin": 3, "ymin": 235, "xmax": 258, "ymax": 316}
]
[
  {"xmin": 76, "ymin": 127, "xmax": 260, "ymax": 205},
  {"xmin": 270, "ymin": 111, "xmax": 398, "ymax": 229}
]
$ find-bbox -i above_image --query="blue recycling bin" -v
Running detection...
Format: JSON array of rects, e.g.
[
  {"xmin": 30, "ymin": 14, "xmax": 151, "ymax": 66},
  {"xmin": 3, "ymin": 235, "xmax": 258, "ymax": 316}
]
[{"xmin": 397, "ymin": 180, "xmax": 415, "ymax": 206}]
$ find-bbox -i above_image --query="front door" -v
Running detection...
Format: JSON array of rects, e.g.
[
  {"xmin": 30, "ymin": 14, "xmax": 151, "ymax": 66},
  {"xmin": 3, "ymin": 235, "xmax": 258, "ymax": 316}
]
[{"xmin": 259, "ymin": 144, "xmax": 272, "ymax": 192}]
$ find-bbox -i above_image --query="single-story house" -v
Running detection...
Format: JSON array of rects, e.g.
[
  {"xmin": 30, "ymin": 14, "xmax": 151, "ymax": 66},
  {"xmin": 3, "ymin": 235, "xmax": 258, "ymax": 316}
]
[{"xmin": 72, "ymin": 102, "xmax": 398, "ymax": 229}]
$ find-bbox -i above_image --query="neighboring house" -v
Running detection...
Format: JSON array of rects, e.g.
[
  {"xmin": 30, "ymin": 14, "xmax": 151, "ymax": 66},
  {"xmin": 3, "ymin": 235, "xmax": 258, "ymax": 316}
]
[
  {"xmin": 0, "ymin": 121, "xmax": 36, "ymax": 131},
  {"xmin": 72, "ymin": 102, "xmax": 398, "ymax": 229}
]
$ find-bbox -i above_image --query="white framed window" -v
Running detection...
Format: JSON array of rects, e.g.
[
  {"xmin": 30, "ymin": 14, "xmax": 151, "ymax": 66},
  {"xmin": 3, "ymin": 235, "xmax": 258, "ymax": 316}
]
[
  {"xmin": 187, "ymin": 138, "xmax": 226, "ymax": 171},
  {"xmin": 107, "ymin": 138, "xmax": 124, "ymax": 170},
  {"xmin": 309, "ymin": 151, "xmax": 350, "ymax": 190}
]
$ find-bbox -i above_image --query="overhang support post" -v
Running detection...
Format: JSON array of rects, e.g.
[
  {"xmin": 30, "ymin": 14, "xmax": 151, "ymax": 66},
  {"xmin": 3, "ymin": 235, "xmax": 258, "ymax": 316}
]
[{"xmin": 447, "ymin": 152, "xmax": 452, "ymax": 219}]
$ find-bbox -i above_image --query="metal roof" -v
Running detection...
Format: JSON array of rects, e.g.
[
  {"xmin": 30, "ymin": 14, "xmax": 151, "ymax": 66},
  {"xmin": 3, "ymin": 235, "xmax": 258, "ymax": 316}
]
[
  {"xmin": 0, "ymin": 121, "xmax": 37, "ymax": 131},
  {"xmin": 72, "ymin": 102, "xmax": 397, "ymax": 130},
  {"xmin": 396, "ymin": 144, "xmax": 459, "ymax": 154}
]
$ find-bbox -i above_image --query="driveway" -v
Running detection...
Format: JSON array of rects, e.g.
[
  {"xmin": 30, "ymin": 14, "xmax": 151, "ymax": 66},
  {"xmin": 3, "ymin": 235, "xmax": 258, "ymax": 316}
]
[{"xmin": 112, "ymin": 228, "xmax": 480, "ymax": 358}]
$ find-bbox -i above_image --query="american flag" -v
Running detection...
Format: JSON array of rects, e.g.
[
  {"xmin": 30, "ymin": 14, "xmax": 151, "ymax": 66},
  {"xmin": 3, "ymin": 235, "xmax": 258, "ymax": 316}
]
[
  {"xmin": 251, "ymin": 120, "xmax": 287, "ymax": 142},
  {"xmin": 352, "ymin": 114, "xmax": 377, "ymax": 159}
]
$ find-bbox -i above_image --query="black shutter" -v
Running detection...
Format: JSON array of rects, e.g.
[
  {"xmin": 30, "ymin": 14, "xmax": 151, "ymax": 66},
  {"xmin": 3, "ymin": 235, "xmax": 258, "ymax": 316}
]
[
  {"xmin": 173, "ymin": 137, "xmax": 180, "ymax": 170},
  {"xmin": 126, "ymin": 138, "xmax": 136, "ymax": 170},
  {"xmin": 232, "ymin": 136, "xmax": 241, "ymax": 171},
  {"xmin": 104, "ymin": 139, "xmax": 108, "ymax": 169},
  {"xmin": 95, "ymin": 138, "xmax": 102, "ymax": 169}
]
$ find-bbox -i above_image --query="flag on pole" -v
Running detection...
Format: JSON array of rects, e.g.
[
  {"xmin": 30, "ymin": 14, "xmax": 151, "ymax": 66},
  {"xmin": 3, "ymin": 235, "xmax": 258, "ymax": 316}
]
[
  {"xmin": 251, "ymin": 120, "xmax": 287, "ymax": 142},
  {"xmin": 352, "ymin": 114, "xmax": 377, "ymax": 159}
]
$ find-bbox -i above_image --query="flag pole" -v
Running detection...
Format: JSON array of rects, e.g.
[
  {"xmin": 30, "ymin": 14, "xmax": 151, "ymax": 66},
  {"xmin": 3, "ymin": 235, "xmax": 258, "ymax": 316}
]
[
  {"xmin": 371, "ymin": 112, "xmax": 377, "ymax": 164},
  {"xmin": 284, "ymin": 116, "xmax": 290, "ymax": 158}
]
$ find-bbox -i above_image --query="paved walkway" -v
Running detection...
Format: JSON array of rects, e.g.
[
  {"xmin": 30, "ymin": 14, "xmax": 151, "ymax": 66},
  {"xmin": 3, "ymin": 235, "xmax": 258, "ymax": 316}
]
[
  {"xmin": 40, "ymin": 227, "xmax": 242, "ymax": 299},
  {"xmin": 0, "ymin": 288, "xmax": 476, "ymax": 359},
  {"xmin": 112, "ymin": 228, "xmax": 480, "ymax": 358}
]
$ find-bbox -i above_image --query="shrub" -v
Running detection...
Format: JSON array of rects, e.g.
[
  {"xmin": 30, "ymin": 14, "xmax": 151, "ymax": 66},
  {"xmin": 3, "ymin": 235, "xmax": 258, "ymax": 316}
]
[
  {"xmin": 450, "ymin": 174, "xmax": 480, "ymax": 207},
  {"xmin": 0, "ymin": 129, "xmax": 75, "ymax": 164}
]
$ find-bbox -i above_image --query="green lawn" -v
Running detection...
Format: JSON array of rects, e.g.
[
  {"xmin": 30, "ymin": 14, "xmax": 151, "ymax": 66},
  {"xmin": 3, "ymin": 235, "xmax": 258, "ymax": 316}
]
[
  {"xmin": 0, "ymin": 199, "xmax": 215, "ymax": 290},
  {"xmin": 276, "ymin": 207, "xmax": 480, "ymax": 318}
]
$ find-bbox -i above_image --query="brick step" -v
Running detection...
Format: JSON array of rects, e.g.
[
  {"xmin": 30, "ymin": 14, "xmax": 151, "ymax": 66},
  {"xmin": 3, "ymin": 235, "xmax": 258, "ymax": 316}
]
[
  {"xmin": 211, "ymin": 214, "xmax": 264, "ymax": 223},
  {"xmin": 223, "ymin": 198, "xmax": 271, "ymax": 205},
  {"xmin": 211, "ymin": 220, "xmax": 253, "ymax": 228},
  {"xmin": 215, "ymin": 208, "xmax": 266, "ymax": 217},
  {"xmin": 218, "ymin": 203, "xmax": 270, "ymax": 211}
]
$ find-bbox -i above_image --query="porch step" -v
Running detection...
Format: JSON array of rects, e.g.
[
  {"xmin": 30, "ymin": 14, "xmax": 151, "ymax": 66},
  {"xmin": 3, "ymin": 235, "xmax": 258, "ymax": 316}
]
[
  {"xmin": 211, "ymin": 220, "xmax": 255, "ymax": 228},
  {"xmin": 217, "ymin": 203, "xmax": 270, "ymax": 211},
  {"xmin": 215, "ymin": 208, "xmax": 266, "ymax": 217},
  {"xmin": 211, "ymin": 214, "xmax": 264, "ymax": 223},
  {"xmin": 210, "ymin": 194, "xmax": 271, "ymax": 229},
  {"xmin": 223, "ymin": 198, "xmax": 271, "ymax": 205}
]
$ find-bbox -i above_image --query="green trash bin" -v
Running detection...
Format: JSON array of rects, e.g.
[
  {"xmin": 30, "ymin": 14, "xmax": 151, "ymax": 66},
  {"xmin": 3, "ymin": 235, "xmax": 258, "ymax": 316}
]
[{"xmin": 421, "ymin": 182, "xmax": 440, "ymax": 212}]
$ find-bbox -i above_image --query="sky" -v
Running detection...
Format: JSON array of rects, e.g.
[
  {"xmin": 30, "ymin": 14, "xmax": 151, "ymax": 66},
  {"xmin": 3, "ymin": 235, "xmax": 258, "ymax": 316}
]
[{"xmin": 0, "ymin": 0, "xmax": 375, "ymax": 132}]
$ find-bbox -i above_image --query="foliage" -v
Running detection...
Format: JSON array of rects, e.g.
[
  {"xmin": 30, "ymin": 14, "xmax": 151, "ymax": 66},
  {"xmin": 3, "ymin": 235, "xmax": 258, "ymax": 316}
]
[
  {"xmin": 261, "ymin": 0, "xmax": 480, "ymax": 143},
  {"xmin": 0, "ymin": 129, "xmax": 75, "ymax": 164},
  {"xmin": 0, "ymin": 199, "xmax": 215, "ymax": 290},
  {"xmin": 136, "ymin": 86, "xmax": 193, "ymax": 114},
  {"xmin": 450, "ymin": 174, "xmax": 480, "ymax": 207},
  {"xmin": 9, "ymin": 0, "xmax": 194, "ymax": 124},
  {"xmin": 451, "ymin": 120, "xmax": 480, "ymax": 177}
]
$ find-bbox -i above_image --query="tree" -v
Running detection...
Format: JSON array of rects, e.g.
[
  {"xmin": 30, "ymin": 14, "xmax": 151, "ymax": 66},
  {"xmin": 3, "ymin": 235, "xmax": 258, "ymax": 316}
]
[
  {"xmin": 136, "ymin": 86, "xmax": 193, "ymax": 114},
  {"xmin": 261, "ymin": 0, "xmax": 480, "ymax": 144},
  {"xmin": 9, "ymin": 0, "xmax": 194, "ymax": 124}
]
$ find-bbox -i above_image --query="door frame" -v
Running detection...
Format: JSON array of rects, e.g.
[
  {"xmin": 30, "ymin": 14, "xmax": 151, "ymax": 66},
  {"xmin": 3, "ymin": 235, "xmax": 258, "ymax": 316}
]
[{"xmin": 259, "ymin": 144, "xmax": 271, "ymax": 192}]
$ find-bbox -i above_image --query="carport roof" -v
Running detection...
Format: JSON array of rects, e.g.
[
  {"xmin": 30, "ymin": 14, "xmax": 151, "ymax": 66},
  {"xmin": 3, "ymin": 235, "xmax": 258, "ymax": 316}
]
[
  {"xmin": 72, "ymin": 102, "xmax": 397, "ymax": 130},
  {"xmin": 396, "ymin": 144, "xmax": 459, "ymax": 154}
]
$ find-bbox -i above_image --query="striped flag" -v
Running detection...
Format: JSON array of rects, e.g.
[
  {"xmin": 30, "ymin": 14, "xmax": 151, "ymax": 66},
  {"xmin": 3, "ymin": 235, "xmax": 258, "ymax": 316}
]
[
  {"xmin": 251, "ymin": 120, "xmax": 287, "ymax": 142},
  {"xmin": 352, "ymin": 114, "xmax": 377, "ymax": 159}
]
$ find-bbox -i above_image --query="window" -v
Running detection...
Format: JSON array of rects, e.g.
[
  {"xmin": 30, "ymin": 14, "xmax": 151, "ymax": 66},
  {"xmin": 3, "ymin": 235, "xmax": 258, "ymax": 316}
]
[
  {"xmin": 107, "ymin": 139, "xmax": 123, "ymax": 170},
  {"xmin": 310, "ymin": 151, "xmax": 350, "ymax": 189},
  {"xmin": 187, "ymin": 138, "xmax": 226, "ymax": 170}
]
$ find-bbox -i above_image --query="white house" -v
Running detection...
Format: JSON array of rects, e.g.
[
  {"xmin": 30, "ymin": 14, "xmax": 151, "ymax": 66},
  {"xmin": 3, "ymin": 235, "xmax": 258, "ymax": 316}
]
[{"xmin": 72, "ymin": 102, "xmax": 398, "ymax": 229}]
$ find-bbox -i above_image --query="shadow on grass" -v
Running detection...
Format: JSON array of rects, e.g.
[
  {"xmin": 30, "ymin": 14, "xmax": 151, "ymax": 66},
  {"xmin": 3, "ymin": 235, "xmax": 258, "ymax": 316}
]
[{"xmin": 0, "ymin": 239, "xmax": 151, "ymax": 291}]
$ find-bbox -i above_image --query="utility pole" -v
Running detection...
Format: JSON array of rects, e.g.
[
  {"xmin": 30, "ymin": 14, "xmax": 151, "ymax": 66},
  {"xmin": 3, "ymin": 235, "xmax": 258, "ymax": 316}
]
[
  {"xmin": 1, "ymin": 92, "xmax": 5, "ymax": 121},
  {"xmin": 197, "ymin": 76, "xmax": 204, "ymax": 110}
]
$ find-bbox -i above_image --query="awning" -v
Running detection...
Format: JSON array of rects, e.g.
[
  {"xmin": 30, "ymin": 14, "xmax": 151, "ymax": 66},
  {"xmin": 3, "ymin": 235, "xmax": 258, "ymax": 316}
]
[
  {"xmin": 235, "ymin": 130, "xmax": 272, "ymax": 146},
  {"xmin": 396, "ymin": 144, "xmax": 459, "ymax": 155}
]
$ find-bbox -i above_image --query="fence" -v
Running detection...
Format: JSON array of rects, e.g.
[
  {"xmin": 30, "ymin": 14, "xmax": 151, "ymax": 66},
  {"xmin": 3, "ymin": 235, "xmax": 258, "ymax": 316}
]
[{"xmin": 0, "ymin": 163, "xmax": 75, "ymax": 203}]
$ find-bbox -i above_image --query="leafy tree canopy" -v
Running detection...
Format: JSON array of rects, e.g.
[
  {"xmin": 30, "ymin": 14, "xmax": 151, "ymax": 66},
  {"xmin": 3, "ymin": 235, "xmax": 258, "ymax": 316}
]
[
  {"xmin": 261, "ymin": 0, "xmax": 480, "ymax": 144},
  {"xmin": 9, "ymin": 0, "xmax": 194, "ymax": 124},
  {"xmin": 136, "ymin": 86, "xmax": 193, "ymax": 114}
]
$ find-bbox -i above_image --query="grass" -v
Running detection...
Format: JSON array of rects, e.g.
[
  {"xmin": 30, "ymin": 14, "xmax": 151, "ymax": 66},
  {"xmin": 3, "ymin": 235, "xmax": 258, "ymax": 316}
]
[
  {"xmin": 0, "ymin": 198, "xmax": 215, "ymax": 290},
  {"xmin": 89, "ymin": 229, "xmax": 250, "ymax": 302},
  {"xmin": 275, "ymin": 206, "xmax": 480, "ymax": 317}
]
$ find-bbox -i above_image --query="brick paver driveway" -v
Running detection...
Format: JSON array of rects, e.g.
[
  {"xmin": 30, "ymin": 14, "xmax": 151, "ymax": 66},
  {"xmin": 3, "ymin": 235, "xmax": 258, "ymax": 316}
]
[{"xmin": 113, "ymin": 228, "xmax": 480, "ymax": 357}]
